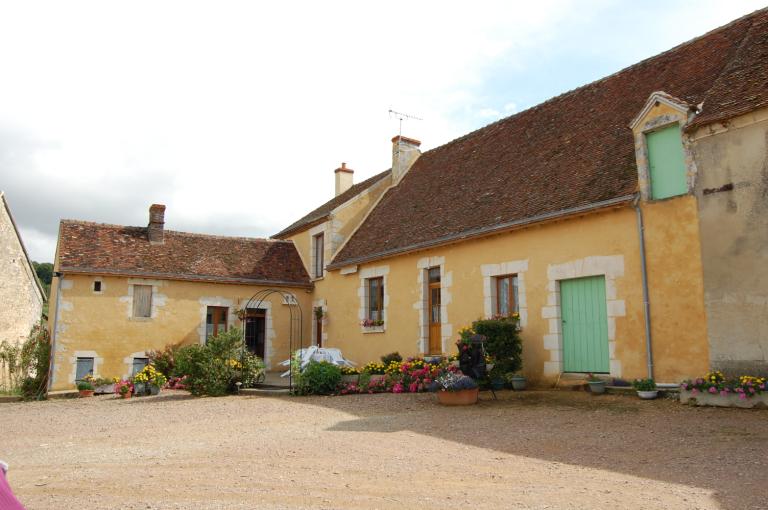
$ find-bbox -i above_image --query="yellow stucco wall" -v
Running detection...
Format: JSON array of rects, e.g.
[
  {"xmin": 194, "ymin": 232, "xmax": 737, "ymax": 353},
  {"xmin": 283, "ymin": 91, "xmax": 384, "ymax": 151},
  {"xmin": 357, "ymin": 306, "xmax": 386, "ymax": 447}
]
[
  {"xmin": 48, "ymin": 274, "xmax": 312, "ymax": 390},
  {"xmin": 316, "ymin": 199, "xmax": 709, "ymax": 385}
]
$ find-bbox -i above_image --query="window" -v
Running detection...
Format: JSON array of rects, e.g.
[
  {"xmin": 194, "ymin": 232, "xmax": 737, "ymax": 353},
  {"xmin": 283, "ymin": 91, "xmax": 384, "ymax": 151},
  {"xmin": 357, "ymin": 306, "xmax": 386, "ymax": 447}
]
[
  {"xmin": 93, "ymin": 280, "xmax": 102, "ymax": 292},
  {"xmin": 206, "ymin": 306, "xmax": 228, "ymax": 339},
  {"xmin": 132, "ymin": 357, "xmax": 149, "ymax": 376},
  {"xmin": 367, "ymin": 277, "xmax": 384, "ymax": 322},
  {"xmin": 313, "ymin": 233, "xmax": 324, "ymax": 278},
  {"xmin": 495, "ymin": 274, "xmax": 519, "ymax": 317},
  {"xmin": 75, "ymin": 357, "xmax": 94, "ymax": 382},
  {"xmin": 132, "ymin": 284, "xmax": 152, "ymax": 318},
  {"xmin": 646, "ymin": 124, "xmax": 687, "ymax": 199}
]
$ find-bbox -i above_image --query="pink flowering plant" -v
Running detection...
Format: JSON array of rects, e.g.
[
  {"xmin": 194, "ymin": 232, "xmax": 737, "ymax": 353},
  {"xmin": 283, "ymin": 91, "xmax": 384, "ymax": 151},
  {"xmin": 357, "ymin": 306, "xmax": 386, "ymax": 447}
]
[
  {"xmin": 114, "ymin": 379, "xmax": 134, "ymax": 396},
  {"xmin": 338, "ymin": 357, "xmax": 462, "ymax": 396},
  {"xmin": 680, "ymin": 371, "xmax": 766, "ymax": 399}
]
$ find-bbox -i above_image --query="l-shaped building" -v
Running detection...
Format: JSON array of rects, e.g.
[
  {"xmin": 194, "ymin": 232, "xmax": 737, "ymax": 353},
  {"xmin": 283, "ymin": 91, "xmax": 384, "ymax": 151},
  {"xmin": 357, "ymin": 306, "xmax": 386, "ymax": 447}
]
[{"xmin": 48, "ymin": 9, "xmax": 768, "ymax": 390}]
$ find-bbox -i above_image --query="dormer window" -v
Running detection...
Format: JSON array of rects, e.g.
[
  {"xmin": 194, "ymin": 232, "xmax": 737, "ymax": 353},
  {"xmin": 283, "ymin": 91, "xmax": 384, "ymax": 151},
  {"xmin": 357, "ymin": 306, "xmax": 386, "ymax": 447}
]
[
  {"xmin": 646, "ymin": 123, "xmax": 687, "ymax": 199},
  {"xmin": 630, "ymin": 91, "xmax": 696, "ymax": 201}
]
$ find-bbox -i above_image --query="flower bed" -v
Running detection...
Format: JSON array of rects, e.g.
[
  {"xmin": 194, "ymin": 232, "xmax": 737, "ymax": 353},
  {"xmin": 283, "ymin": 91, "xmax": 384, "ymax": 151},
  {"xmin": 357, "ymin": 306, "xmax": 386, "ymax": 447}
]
[{"xmin": 680, "ymin": 372, "xmax": 767, "ymax": 408}]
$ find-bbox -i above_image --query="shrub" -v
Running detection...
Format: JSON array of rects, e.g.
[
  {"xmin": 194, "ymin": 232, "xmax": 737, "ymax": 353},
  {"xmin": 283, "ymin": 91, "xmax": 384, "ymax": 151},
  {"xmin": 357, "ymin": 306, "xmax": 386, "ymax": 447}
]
[
  {"xmin": 471, "ymin": 317, "xmax": 522, "ymax": 378},
  {"xmin": 380, "ymin": 352, "xmax": 402, "ymax": 365},
  {"xmin": 77, "ymin": 380, "xmax": 94, "ymax": 391},
  {"xmin": 293, "ymin": 361, "xmax": 342, "ymax": 396},
  {"xmin": 174, "ymin": 328, "xmax": 264, "ymax": 397},
  {"xmin": 147, "ymin": 343, "xmax": 181, "ymax": 379}
]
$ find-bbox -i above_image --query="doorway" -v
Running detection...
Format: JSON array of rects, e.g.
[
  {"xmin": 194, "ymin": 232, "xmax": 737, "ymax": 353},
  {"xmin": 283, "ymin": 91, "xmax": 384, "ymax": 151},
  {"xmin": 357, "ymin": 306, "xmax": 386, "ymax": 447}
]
[
  {"xmin": 560, "ymin": 276, "xmax": 610, "ymax": 373},
  {"xmin": 245, "ymin": 308, "xmax": 266, "ymax": 359},
  {"xmin": 428, "ymin": 267, "xmax": 442, "ymax": 354}
]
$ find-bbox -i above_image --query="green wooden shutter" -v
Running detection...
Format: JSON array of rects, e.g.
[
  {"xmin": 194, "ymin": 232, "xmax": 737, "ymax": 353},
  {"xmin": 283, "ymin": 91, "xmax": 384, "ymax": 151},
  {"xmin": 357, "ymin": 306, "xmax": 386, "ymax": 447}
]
[
  {"xmin": 646, "ymin": 124, "xmax": 687, "ymax": 199},
  {"xmin": 561, "ymin": 276, "xmax": 610, "ymax": 373}
]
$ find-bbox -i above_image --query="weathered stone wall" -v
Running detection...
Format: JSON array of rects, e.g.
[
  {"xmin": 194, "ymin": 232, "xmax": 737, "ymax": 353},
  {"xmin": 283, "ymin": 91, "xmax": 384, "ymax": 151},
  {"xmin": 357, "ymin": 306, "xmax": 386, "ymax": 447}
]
[
  {"xmin": 0, "ymin": 195, "xmax": 44, "ymax": 347},
  {"xmin": 692, "ymin": 107, "xmax": 768, "ymax": 376}
]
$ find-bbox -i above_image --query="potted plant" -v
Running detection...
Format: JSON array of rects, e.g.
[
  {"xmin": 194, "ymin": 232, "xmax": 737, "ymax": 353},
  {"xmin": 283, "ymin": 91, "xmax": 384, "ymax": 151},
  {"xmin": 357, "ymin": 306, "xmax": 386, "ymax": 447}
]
[
  {"xmin": 506, "ymin": 372, "xmax": 527, "ymax": 391},
  {"xmin": 632, "ymin": 378, "xmax": 658, "ymax": 399},
  {"xmin": 115, "ymin": 379, "xmax": 134, "ymax": 399},
  {"xmin": 586, "ymin": 373, "xmax": 606, "ymax": 394},
  {"xmin": 431, "ymin": 371, "xmax": 479, "ymax": 405},
  {"xmin": 77, "ymin": 378, "xmax": 95, "ymax": 397}
]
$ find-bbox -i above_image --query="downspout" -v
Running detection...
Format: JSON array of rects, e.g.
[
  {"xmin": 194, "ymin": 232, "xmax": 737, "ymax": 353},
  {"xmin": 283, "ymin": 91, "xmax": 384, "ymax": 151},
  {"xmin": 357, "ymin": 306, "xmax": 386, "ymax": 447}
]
[
  {"xmin": 632, "ymin": 195, "xmax": 654, "ymax": 379},
  {"xmin": 47, "ymin": 271, "xmax": 64, "ymax": 391}
]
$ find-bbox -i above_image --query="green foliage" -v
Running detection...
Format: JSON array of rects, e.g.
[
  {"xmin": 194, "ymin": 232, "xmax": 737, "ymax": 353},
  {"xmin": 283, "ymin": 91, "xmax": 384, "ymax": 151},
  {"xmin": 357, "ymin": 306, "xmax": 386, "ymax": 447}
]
[
  {"xmin": 472, "ymin": 316, "xmax": 522, "ymax": 377},
  {"xmin": 32, "ymin": 261, "xmax": 53, "ymax": 297},
  {"xmin": 77, "ymin": 380, "xmax": 94, "ymax": 391},
  {"xmin": 0, "ymin": 321, "xmax": 50, "ymax": 399},
  {"xmin": 173, "ymin": 328, "xmax": 264, "ymax": 397},
  {"xmin": 147, "ymin": 343, "xmax": 180, "ymax": 378},
  {"xmin": 632, "ymin": 378, "xmax": 656, "ymax": 391},
  {"xmin": 293, "ymin": 361, "xmax": 342, "ymax": 396},
  {"xmin": 380, "ymin": 352, "xmax": 402, "ymax": 365}
]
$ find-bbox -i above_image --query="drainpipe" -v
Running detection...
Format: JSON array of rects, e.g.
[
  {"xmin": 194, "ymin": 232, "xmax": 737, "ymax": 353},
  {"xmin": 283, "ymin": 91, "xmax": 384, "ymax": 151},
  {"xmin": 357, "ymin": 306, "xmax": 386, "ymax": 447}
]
[
  {"xmin": 633, "ymin": 195, "xmax": 654, "ymax": 379},
  {"xmin": 47, "ymin": 271, "xmax": 64, "ymax": 391}
]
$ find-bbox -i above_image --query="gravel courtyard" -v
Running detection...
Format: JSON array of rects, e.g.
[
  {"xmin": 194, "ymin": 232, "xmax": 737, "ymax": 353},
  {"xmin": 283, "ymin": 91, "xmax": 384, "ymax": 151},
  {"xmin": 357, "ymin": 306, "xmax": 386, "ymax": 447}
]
[{"xmin": 1, "ymin": 390, "xmax": 766, "ymax": 510}]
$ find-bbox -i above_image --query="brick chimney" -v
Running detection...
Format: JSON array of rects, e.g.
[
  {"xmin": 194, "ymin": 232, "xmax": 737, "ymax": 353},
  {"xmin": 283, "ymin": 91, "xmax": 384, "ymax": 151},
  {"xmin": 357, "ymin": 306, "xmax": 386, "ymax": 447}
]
[
  {"xmin": 391, "ymin": 135, "xmax": 421, "ymax": 183},
  {"xmin": 334, "ymin": 162, "xmax": 354, "ymax": 196},
  {"xmin": 148, "ymin": 204, "xmax": 166, "ymax": 244}
]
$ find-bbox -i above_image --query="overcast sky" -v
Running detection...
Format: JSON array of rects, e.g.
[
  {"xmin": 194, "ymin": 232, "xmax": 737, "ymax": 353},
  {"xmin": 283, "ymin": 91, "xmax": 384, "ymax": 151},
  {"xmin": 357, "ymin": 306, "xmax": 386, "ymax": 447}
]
[{"xmin": 0, "ymin": 1, "xmax": 764, "ymax": 263}]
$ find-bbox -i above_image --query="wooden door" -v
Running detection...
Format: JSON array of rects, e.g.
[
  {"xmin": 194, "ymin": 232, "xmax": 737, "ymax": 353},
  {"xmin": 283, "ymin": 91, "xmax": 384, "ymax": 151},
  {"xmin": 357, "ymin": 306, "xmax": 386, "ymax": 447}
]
[
  {"xmin": 245, "ymin": 309, "xmax": 266, "ymax": 359},
  {"xmin": 315, "ymin": 314, "xmax": 323, "ymax": 347},
  {"xmin": 561, "ymin": 276, "xmax": 610, "ymax": 373},
  {"xmin": 428, "ymin": 267, "xmax": 442, "ymax": 354}
]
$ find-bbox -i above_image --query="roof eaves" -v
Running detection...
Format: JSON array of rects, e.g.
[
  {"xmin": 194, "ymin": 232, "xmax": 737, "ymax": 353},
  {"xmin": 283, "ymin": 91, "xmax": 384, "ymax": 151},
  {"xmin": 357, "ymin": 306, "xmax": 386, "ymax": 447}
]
[
  {"xmin": 328, "ymin": 194, "xmax": 635, "ymax": 269},
  {"xmin": 58, "ymin": 267, "xmax": 314, "ymax": 289}
]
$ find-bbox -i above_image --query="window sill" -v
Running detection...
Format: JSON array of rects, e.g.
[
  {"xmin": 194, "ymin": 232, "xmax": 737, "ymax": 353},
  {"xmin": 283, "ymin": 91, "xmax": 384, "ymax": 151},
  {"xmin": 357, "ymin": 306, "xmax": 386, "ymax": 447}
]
[
  {"xmin": 129, "ymin": 317, "xmax": 153, "ymax": 322},
  {"xmin": 361, "ymin": 326, "xmax": 385, "ymax": 334},
  {"xmin": 311, "ymin": 276, "xmax": 325, "ymax": 282}
]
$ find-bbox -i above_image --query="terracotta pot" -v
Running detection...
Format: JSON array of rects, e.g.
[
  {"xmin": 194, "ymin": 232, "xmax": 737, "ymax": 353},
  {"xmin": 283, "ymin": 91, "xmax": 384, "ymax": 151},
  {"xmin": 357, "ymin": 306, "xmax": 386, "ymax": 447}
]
[
  {"xmin": 121, "ymin": 391, "xmax": 132, "ymax": 399},
  {"xmin": 78, "ymin": 390, "xmax": 94, "ymax": 397},
  {"xmin": 588, "ymin": 381, "xmax": 606, "ymax": 394},
  {"xmin": 436, "ymin": 387, "xmax": 479, "ymax": 406}
]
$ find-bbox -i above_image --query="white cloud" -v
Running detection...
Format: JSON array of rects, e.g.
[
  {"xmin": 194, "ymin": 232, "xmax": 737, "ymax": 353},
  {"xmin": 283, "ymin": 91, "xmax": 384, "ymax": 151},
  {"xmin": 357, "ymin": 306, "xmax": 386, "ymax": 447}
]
[{"xmin": 0, "ymin": 0, "xmax": 762, "ymax": 261}]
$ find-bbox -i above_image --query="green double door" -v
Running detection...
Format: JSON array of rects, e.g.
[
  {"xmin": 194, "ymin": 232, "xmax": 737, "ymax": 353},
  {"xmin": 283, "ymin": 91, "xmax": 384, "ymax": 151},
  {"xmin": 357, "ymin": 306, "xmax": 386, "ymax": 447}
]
[{"xmin": 561, "ymin": 275, "xmax": 609, "ymax": 373}]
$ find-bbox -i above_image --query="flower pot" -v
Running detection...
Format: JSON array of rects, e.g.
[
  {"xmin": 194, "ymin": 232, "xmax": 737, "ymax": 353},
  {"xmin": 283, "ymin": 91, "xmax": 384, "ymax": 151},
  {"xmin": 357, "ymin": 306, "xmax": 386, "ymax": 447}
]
[
  {"xmin": 341, "ymin": 375, "xmax": 359, "ymax": 384},
  {"xmin": 94, "ymin": 384, "xmax": 114, "ymax": 394},
  {"xmin": 78, "ymin": 389, "xmax": 94, "ymax": 397},
  {"xmin": 510, "ymin": 376, "xmax": 527, "ymax": 391},
  {"xmin": 588, "ymin": 381, "xmax": 606, "ymax": 394},
  {"xmin": 121, "ymin": 391, "xmax": 132, "ymax": 399},
  {"xmin": 368, "ymin": 374, "xmax": 386, "ymax": 383},
  {"xmin": 149, "ymin": 384, "xmax": 161, "ymax": 396},
  {"xmin": 637, "ymin": 390, "xmax": 658, "ymax": 400},
  {"xmin": 436, "ymin": 387, "xmax": 479, "ymax": 406},
  {"xmin": 491, "ymin": 378, "xmax": 505, "ymax": 391},
  {"xmin": 134, "ymin": 382, "xmax": 146, "ymax": 396}
]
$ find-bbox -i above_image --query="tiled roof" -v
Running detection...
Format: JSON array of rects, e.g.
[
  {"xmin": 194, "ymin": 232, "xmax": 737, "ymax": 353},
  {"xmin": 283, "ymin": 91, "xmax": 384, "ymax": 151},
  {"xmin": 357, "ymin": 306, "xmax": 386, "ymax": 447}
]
[
  {"xmin": 274, "ymin": 169, "xmax": 391, "ymax": 238},
  {"xmin": 330, "ymin": 9, "xmax": 767, "ymax": 268},
  {"xmin": 58, "ymin": 220, "xmax": 311, "ymax": 287}
]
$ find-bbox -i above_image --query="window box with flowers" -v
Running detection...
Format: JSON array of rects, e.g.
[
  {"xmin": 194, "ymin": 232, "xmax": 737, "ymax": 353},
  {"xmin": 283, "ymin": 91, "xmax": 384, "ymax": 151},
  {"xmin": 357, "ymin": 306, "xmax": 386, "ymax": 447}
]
[
  {"xmin": 680, "ymin": 371, "xmax": 768, "ymax": 408},
  {"xmin": 360, "ymin": 318, "xmax": 385, "ymax": 333}
]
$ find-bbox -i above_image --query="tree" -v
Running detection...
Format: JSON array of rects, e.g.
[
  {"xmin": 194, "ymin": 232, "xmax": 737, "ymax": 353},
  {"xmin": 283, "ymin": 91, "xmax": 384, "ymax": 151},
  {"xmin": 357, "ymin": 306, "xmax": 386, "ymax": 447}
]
[{"xmin": 32, "ymin": 261, "xmax": 53, "ymax": 297}]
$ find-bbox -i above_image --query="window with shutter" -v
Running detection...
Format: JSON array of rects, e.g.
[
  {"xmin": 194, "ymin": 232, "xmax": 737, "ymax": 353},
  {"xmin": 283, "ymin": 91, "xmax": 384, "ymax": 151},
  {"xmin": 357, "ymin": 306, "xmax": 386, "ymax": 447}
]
[
  {"xmin": 132, "ymin": 357, "xmax": 149, "ymax": 375},
  {"xmin": 76, "ymin": 357, "xmax": 94, "ymax": 381},
  {"xmin": 132, "ymin": 285, "xmax": 153, "ymax": 318}
]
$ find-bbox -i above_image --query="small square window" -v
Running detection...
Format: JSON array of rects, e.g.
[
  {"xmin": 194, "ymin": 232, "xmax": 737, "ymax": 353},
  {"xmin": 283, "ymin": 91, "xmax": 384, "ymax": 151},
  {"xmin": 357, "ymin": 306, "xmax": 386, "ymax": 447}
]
[{"xmin": 93, "ymin": 280, "xmax": 102, "ymax": 292}]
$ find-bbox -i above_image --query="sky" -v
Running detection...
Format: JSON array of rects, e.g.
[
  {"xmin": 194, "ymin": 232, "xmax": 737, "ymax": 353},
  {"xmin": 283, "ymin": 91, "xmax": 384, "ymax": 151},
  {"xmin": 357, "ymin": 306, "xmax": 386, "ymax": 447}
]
[{"xmin": 0, "ymin": 0, "xmax": 764, "ymax": 263}]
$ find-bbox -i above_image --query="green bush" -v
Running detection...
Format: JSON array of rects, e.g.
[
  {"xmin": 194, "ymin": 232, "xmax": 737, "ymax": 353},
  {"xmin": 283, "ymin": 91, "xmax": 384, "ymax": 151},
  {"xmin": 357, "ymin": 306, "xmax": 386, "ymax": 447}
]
[
  {"xmin": 294, "ymin": 360, "xmax": 342, "ymax": 396},
  {"xmin": 173, "ymin": 328, "xmax": 264, "ymax": 396},
  {"xmin": 147, "ymin": 343, "xmax": 180, "ymax": 379},
  {"xmin": 380, "ymin": 352, "xmax": 402, "ymax": 365},
  {"xmin": 472, "ymin": 317, "xmax": 522, "ymax": 378}
]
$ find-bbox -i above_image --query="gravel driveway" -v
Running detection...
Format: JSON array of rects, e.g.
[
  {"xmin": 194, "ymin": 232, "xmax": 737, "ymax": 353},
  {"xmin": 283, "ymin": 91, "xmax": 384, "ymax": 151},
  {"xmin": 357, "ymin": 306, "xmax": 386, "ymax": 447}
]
[{"xmin": 1, "ymin": 390, "xmax": 766, "ymax": 509}]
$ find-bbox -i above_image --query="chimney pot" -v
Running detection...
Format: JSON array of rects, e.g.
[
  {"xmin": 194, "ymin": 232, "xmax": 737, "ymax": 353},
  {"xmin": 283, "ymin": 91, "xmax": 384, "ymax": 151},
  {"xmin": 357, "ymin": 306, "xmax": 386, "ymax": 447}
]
[{"xmin": 148, "ymin": 204, "xmax": 166, "ymax": 244}]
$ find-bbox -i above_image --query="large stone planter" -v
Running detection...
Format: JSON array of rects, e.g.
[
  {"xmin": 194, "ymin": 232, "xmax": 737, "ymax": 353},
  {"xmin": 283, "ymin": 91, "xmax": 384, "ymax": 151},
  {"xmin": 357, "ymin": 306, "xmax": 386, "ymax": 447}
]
[
  {"xmin": 95, "ymin": 384, "xmax": 114, "ymax": 395},
  {"xmin": 341, "ymin": 375, "xmax": 359, "ymax": 384},
  {"xmin": 436, "ymin": 387, "xmax": 479, "ymax": 406},
  {"xmin": 588, "ymin": 381, "xmax": 606, "ymax": 394},
  {"xmin": 680, "ymin": 390, "xmax": 768, "ymax": 409},
  {"xmin": 367, "ymin": 374, "xmax": 386, "ymax": 383}
]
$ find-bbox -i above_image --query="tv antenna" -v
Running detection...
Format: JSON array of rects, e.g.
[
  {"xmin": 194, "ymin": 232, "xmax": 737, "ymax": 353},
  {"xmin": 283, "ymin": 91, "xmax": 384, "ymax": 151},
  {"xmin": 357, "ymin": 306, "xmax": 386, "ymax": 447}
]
[{"xmin": 388, "ymin": 108, "xmax": 423, "ymax": 137}]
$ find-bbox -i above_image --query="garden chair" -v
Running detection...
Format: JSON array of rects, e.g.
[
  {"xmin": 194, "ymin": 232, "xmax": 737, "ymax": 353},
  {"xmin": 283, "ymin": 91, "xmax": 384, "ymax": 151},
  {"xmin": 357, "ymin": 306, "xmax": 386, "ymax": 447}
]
[{"xmin": 0, "ymin": 461, "xmax": 26, "ymax": 509}]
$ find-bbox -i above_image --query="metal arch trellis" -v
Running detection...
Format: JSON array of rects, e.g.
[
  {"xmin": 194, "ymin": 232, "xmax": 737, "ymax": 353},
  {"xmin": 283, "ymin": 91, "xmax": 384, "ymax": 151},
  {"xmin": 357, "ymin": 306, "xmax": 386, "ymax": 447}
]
[{"xmin": 241, "ymin": 289, "xmax": 304, "ymax": 391}]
